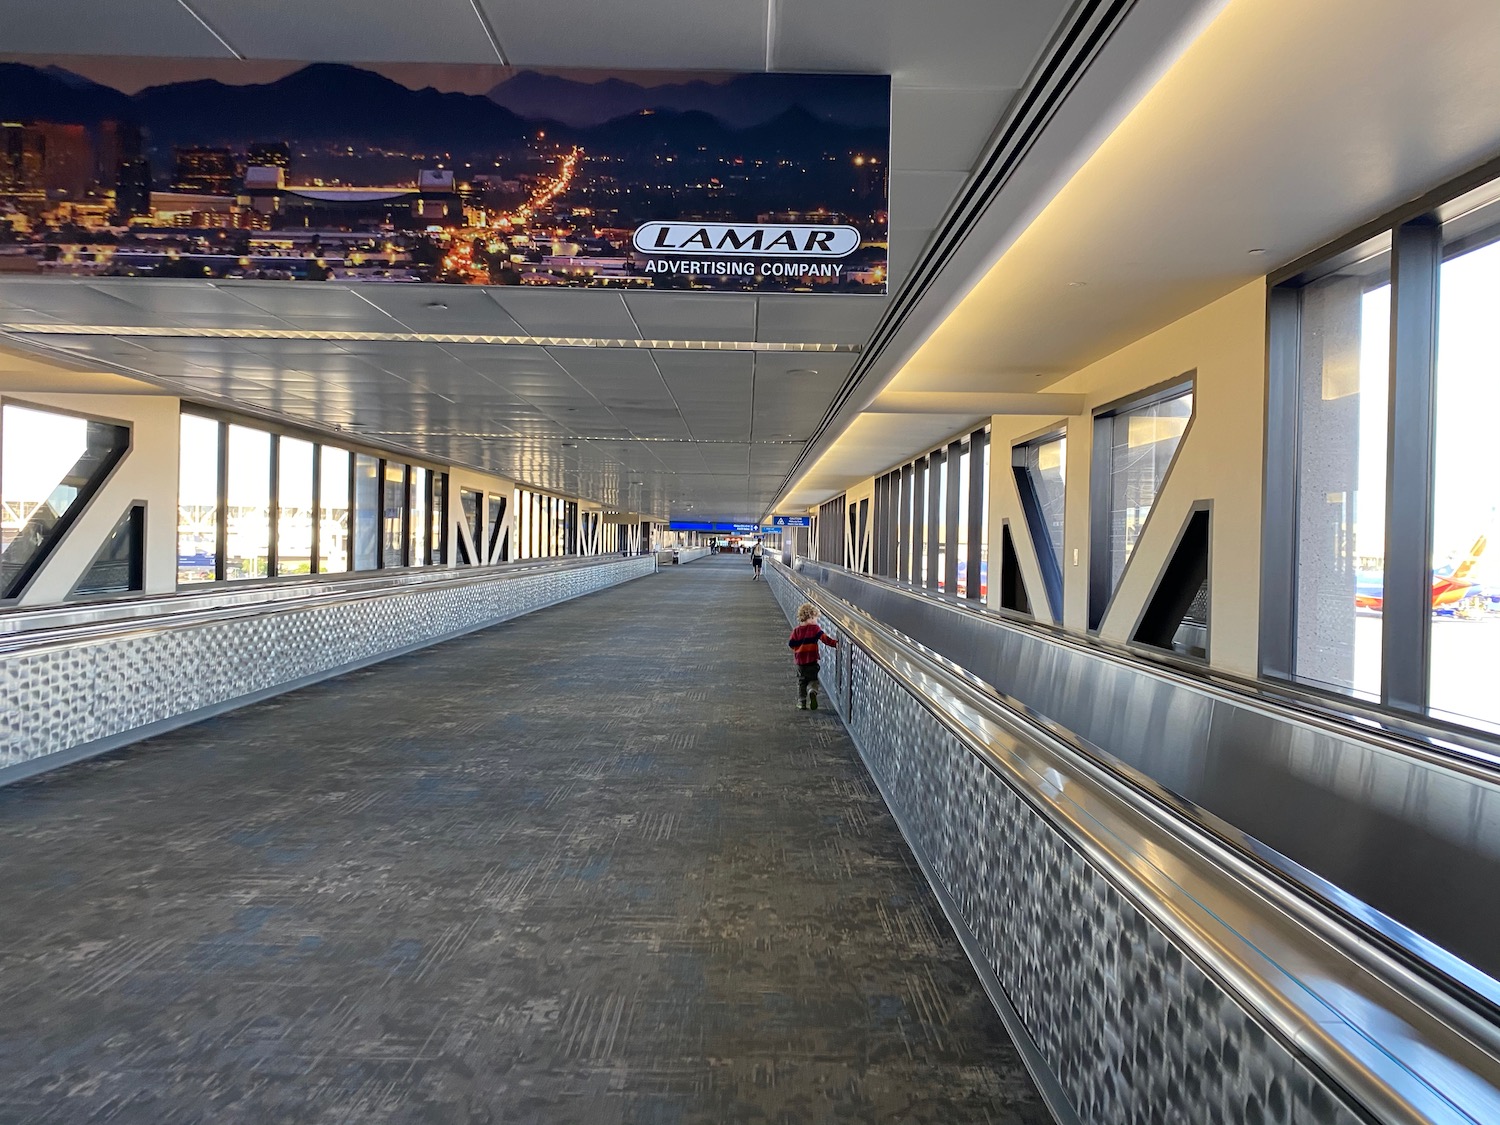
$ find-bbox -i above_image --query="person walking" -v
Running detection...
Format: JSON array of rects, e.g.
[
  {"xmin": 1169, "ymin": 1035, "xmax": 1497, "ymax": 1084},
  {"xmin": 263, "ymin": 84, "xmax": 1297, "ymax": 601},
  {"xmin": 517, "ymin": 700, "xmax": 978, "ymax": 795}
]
[
  {"xmin": 751, "ymin": 538, "xmax": 764, "ymax": 580},
  {"xmin": 788, "ymin": 601, "xmax": 837, "ymax": 710}
]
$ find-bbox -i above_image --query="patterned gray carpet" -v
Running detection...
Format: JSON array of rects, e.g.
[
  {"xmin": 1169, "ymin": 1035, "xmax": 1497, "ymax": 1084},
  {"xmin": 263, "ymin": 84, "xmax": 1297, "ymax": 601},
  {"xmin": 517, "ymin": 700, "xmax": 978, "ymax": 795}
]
[{"xmin": 0, "ymin": 557, "xmax": 1051, "ymax": 1125}]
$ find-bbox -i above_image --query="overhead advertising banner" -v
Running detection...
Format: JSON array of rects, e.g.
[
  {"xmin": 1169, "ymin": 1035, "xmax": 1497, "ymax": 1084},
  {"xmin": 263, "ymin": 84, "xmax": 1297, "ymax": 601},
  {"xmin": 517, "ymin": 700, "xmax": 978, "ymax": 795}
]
[{"xmin": 0, "ymin": 57, "xmax": 889, "ymax": 293}]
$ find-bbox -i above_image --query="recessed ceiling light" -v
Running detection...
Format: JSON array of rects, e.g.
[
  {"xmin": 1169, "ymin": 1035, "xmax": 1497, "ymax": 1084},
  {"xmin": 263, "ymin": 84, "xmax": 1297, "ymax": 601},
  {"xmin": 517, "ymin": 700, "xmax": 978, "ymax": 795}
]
[
  {"xmin": 1067, "ymin": 281, "xmax": 1087, "ymax": 288},
  {"xmin": 426, "ymin": 301, "xmax": 449, "ymax": 309},
  {"xmin": 1248, "ymin": 248, "xmax": 1268, "ymax": 255}
]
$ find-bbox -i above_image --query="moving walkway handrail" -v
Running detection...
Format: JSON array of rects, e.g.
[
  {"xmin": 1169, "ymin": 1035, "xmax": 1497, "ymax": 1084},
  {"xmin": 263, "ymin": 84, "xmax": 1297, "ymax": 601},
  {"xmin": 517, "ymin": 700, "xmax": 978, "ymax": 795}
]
[
  {"xmin": 776, "ymin": 561, "xmax": 1500, "ymax": 1125},
  {"xmin": 790, "ymin": 559, "xmax": 1500, "ymax": 1012},
  {"xmin": 0, "ymin": 553, "xmax": 653, "ymax": 656},
  {"xmin": 798, "ymin": 557, "xmax": 1500, "ymax": 777}
]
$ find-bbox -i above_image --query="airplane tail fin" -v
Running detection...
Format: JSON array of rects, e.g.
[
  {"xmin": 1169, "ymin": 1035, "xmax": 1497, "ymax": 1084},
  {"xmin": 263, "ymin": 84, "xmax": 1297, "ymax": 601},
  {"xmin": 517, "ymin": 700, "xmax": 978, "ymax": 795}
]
[{"xmin": 1451, "ymin": 533, "xmax": 1488, "ymax": 579}]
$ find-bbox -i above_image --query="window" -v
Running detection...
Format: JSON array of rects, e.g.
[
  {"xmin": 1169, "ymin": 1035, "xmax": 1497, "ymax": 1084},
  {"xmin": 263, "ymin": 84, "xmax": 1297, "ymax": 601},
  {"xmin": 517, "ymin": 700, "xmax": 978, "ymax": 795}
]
[
  {"xmin": 1266, "ymin": 170, "xmax": 1500, "ymax": 736},
  {"xmin": 409, "ymin": 466, "xmax": 428, "ymax": 567},
  {"xmin": 277, "ymin": 436, "xmax": 314, "ymax": 576},
  {"xmin": 459, "ymin": 487, "xmax": 481, "ymax": 562},
  {"xmin": 1014, "ymin": 431, "xmax": 1067, "ymax": 620},
  {"xmin": 353, "ymin": 454, "xmax": 380, "ymax": 570},
  {"xmin": 872, "ymin": 427, "xmax": 990, "ymax": 600},
  {"xmin": 956, "ymin": 445, "xmax": 971, "ymax": 595},
  {"xmin": 430, "ymin": 473, "xmax": 446, "ymax": 564},
  {"xmin": 0, "ymin": 404, "xmax": 129, "ymax": 599},
  {"xmin": 177, "ymin": 412, "xmax": 219, "ymax": 584},
  {"xmin": 487, "ymin": 492, "xmax": 507, "ymax": 561},
  {"xmin": 1428, "ymin": 232, "xmax": 1500, "ymax": 727},
  {"xmin": 225, "ymin": 424, "xmax": 271, "ymax": 580},
  {"xmin": 1090, "ymin": 383, "xmax": 1193, "ymax": 630},
  {"xmin": 381, "ymin": 462, "xmax": 407, "ymax": 568},
  {"xmin": 319, "ymin": 447, "xmax": 350, "ymax": 573},
  {"xmin": 1291, "ymin": 254, "xmax": 1391, "ymax": 697},
  {"xmin": 73, "ymin": 503, "xmax": 144, "ymax": 597}
]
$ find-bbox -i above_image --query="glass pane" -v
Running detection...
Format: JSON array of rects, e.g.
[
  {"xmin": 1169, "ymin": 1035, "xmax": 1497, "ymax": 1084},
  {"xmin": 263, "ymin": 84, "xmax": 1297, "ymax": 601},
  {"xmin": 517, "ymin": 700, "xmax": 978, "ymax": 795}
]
[
  {"xmin": 516, "ymin": 489, "xmax": 529, "ymax": 560},
  {"xmin": 980, "ymin": 437, "xmax": 990, "ymax": 599},
  {"xmin": 225, "ymin": 424, "xmax": 271, "ymax": 580},
  {"xmin": 353, "ymin": 454, "xmax": 380, "ymax": 570},
  {"xmin": 177, "ymin": 413, "xmax": 219, "ymax": 584},
  {"xmin": 382, "ymin": 463, "xmax": 407, "ymax": 567},
  {"xmin": 319, "ymin": 447, "xmax": 350, "ymax": 573},
  {"xmin": 1428, "ymin": 235, "xmax": 1500, "ymax": 727},
  {"xmin": 488, "ymin": 493, "xmax": 504, "ymax": 560},
  {"xmin": 956, "ymin": 447, "xmax": 970, "ymax": 596},
  {"xmin": 277, "ymin": 436, "xmax": 314, "ymax": 576},
  {"xmin": 430, "ymin": 473, "xmax": 446, "ymax": 564},
  {"xmin": 459, "ymin": 487, "xmax": 481, "ymax": 562},
  {"xmin": 1108, "ymin": 391, "xmax": 1193, "ymax": 590},
  {"xmin": 410, "ymin": 467, "xmax": 428, "ymax": 566},
  {"xmin": 1293, "ymin": 262, "xmax": 1391, "ymax": 698},
  {"xmin": 935, "ymin": 451, "xmax": 947, "ymax": 590},
  {"xmin": 1, "ymin": 404, "xmax": 130, "ymax": 597},
  {"xmin": 74, "ymin": 504, "xmax": 143, "ymax": 596},
  {"xmin": 1019, "ymin": 435, "xmax": 1068, "ymax": 572}
]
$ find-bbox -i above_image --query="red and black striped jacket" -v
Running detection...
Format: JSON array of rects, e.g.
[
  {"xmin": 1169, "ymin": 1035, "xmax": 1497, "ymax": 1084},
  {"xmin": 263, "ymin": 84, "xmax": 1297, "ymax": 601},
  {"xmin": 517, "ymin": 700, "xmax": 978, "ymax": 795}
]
[{"xmin": 788, "ymin": 622, "xmax": 837, "ymax": 665}]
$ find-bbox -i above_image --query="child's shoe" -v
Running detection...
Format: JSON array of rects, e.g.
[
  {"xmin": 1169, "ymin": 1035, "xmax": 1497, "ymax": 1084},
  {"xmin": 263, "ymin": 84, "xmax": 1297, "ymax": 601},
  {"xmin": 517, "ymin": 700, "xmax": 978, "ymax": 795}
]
[
  {"xmin": 797, "ymin": 700, "xmax": 807, "ymax": 710},
  {"xmin": 808, "ymin": 690, "xmax": 819, "ymax": 710}
]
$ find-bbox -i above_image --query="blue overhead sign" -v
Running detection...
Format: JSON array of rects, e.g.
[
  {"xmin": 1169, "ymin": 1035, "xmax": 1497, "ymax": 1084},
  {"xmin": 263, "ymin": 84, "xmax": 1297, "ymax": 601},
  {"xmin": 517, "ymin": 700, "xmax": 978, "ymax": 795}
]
[
  {"xmin": 772, "ymin": 515, "xmax": 810, "ymax": 527},
  {"xmin": 668, "ymin": 521, "xmax": 779, "ymax": 532}
]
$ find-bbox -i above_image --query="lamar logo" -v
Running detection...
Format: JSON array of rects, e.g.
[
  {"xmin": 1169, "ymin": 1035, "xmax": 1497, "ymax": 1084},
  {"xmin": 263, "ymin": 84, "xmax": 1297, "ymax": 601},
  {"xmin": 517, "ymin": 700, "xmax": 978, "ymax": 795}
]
[{"xmin": 633, "ymin": 221, "xmax": 861, "ymax": 258}]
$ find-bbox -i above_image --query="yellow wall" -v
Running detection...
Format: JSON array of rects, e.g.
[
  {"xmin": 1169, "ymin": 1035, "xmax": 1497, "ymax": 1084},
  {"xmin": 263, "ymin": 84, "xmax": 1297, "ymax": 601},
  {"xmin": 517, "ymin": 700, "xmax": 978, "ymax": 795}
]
[
  {"xmin": 2, "ymin": 392, "xmax": 182, "ymax": 602},
  {"xmin": 987, "ymin": 278, "xmax": 1267, "ymax": 673}
]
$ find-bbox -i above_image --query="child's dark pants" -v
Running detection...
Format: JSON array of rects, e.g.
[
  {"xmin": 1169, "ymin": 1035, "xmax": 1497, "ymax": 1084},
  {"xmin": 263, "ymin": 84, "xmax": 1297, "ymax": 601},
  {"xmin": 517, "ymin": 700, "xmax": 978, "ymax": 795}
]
[{"xmin": 797, "ymin": 662, "xmax": 820, "ymax": 702}]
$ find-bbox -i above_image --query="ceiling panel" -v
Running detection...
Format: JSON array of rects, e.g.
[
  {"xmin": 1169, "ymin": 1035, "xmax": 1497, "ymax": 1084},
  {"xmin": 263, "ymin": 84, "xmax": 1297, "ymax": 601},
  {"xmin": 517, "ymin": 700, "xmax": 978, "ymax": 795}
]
[
  {"xmin": 481, "ymin": 0, "xmax": 770, "ymax": 70},
  {"xmin": 622, "ymin": 294, "xmax": 758, "ymax": 341},
  {"xmin": 224, "ymin": 284, "xmax": 400, "ymax": 324},
  {"xmin": 755, "ymin": 297, "xmax": 883, "ymax": 345},
  {"xmin": 192, "ymin": 0, "xmax": 502, "ymax": 63},
  {"xmin": 890, "ymin": 170, "xmax": 969, "ymax": 232},
  {"xmin": 491, "ymin": 291, "xmax": 642, "ymax": 338},
  {"xmin": 772, "ymin": 0, "xmax": 1068, "ymax": 88},
  {"xmin": 0, "ymin": 0, "xmax": 227, "ymax": 57},
  {"xmin": 353, "ymin": 288, "xmax": 527, "ymax": 336},
  {"xmin": 890, "ymin": 86, "xmax": 1016, "ymax": 172}
]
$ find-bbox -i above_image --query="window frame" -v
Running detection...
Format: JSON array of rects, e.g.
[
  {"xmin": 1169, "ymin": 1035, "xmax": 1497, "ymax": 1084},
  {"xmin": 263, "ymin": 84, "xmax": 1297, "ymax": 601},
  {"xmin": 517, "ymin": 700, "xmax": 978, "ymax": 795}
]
[
  {"xmin": 1087, "ymin": 374, "xmax": 1196, "ymax": 632},
  {"xmin": 0, "ymin": 397, "xmax": 134, "ymax": 602},
  {"xmin": 178, "ymin": 405, "xmax": 447, "ymax": 589},
  {"xmin": 1011, "ymin": 423, "xmax": 1068, "ymax": 623},
  {"xmin": 1262, "ymin": 154, "xmax": 1500, "ymax": 738}
]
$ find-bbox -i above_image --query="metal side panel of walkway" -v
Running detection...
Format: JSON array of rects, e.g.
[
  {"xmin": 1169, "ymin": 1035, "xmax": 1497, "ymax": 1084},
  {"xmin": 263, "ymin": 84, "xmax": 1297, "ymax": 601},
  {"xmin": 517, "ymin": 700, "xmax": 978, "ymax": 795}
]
[{"xmin": 0, "ymin": 555, "xmax": 1050, "ymax": 1125}]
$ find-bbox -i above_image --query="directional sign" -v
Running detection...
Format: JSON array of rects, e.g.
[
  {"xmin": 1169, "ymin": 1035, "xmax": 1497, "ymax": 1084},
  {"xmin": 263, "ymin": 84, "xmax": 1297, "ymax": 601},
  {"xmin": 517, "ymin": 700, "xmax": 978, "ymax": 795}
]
[{"xmin": 772, "ymin": 515, "xmax": 811, "ymax": 527}]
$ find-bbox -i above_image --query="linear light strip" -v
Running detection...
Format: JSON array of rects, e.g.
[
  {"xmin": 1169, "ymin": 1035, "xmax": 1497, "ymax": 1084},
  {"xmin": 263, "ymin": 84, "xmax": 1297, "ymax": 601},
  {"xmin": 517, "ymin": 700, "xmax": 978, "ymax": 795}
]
[
  {"xmin": 0, "ymin": 324, "xmax": 858, "ymax": 353},
  {"xmin": 468, "ymin": 0, "xmax": 511, "ymax": 65},
  {"xmin": 372, "ymin": 432, "xmax": 806, "ymax": 444},
  {"xmin": 175, "ymin": 0, "xmax": 245, "ymax": 59}
]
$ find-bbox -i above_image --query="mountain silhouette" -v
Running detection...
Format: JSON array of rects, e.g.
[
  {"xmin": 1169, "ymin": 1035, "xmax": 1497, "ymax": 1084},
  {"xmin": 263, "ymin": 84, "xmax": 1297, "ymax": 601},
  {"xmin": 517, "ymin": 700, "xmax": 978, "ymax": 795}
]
[
  {"xmin": 134, "ymin": 63, "xmax": 536, "ymax": 153},
  {"xmin": 488, "ymin": 70, "xmax": 889, "ymax": 130},
  {"xmin": 0, "ymin": 61, "xmax": 136, "ymax": 125},
  {"xmin": 0, "ymin": 61, "xmax": 886, "ymax": 172}
]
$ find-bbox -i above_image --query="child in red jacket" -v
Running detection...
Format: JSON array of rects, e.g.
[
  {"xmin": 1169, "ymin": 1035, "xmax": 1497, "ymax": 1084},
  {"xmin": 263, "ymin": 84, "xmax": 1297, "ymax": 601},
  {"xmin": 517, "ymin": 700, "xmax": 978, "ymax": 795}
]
[{"xmin": 788, "ymin": 602, "xmax": 838, "ymax": 710}]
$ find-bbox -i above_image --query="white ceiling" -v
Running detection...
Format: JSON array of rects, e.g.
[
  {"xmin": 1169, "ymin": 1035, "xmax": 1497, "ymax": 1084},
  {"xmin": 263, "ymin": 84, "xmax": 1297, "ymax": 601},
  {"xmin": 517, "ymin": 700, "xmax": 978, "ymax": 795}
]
[
  {"xmin": 782, "ymin": 0, "xmax": 1500, "ymax": 507},
  {"xmin": 0, "ymin": 0, "xmax": 1088, "ymax": 517}
]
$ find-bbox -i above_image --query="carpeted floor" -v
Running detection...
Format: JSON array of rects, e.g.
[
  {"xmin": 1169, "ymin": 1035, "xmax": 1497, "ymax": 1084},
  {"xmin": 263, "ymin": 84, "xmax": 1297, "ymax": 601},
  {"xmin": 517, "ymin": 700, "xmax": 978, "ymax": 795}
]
[{"xmin": 0, "ymin": 555, "xmax": 1051, "ymax": 1125}]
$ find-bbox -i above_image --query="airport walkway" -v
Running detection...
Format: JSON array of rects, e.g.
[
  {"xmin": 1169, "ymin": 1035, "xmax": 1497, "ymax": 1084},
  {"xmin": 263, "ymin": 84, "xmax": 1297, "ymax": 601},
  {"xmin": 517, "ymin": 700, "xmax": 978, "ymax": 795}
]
[{"xmin": 0, "ymin": 555, "xmax": 1050, "ymax": 1125}]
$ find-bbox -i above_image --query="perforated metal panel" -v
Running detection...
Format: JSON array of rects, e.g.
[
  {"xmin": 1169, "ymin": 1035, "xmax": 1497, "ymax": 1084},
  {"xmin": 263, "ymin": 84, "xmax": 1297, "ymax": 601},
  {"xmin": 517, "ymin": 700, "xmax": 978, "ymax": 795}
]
[
  {"xmin": 1, "ymin": 557, "xmax": 654, "ymax": 775},
  {"xmin": 766, "ymin": 565, "xmax": 1362, "ymax": 1125}
]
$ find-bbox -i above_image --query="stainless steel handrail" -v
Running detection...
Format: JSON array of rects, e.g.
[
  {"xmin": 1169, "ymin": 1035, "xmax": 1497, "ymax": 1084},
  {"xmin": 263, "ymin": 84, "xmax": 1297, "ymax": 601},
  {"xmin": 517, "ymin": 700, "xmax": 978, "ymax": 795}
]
[
  {"xmin": 789, "ymin": 558, "xmax": 1500, "ymax": 1010},
  {"xmin": 776, "ymin": 561, "xmax": 1500, "ymax": 1125},
  {"xmin": 796, "ymin": 557, "xmax": 1500, "ymax": 773},
  {"xmin": 0, "ymin": 555, "xmax": 653, "ymax": 656}
]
